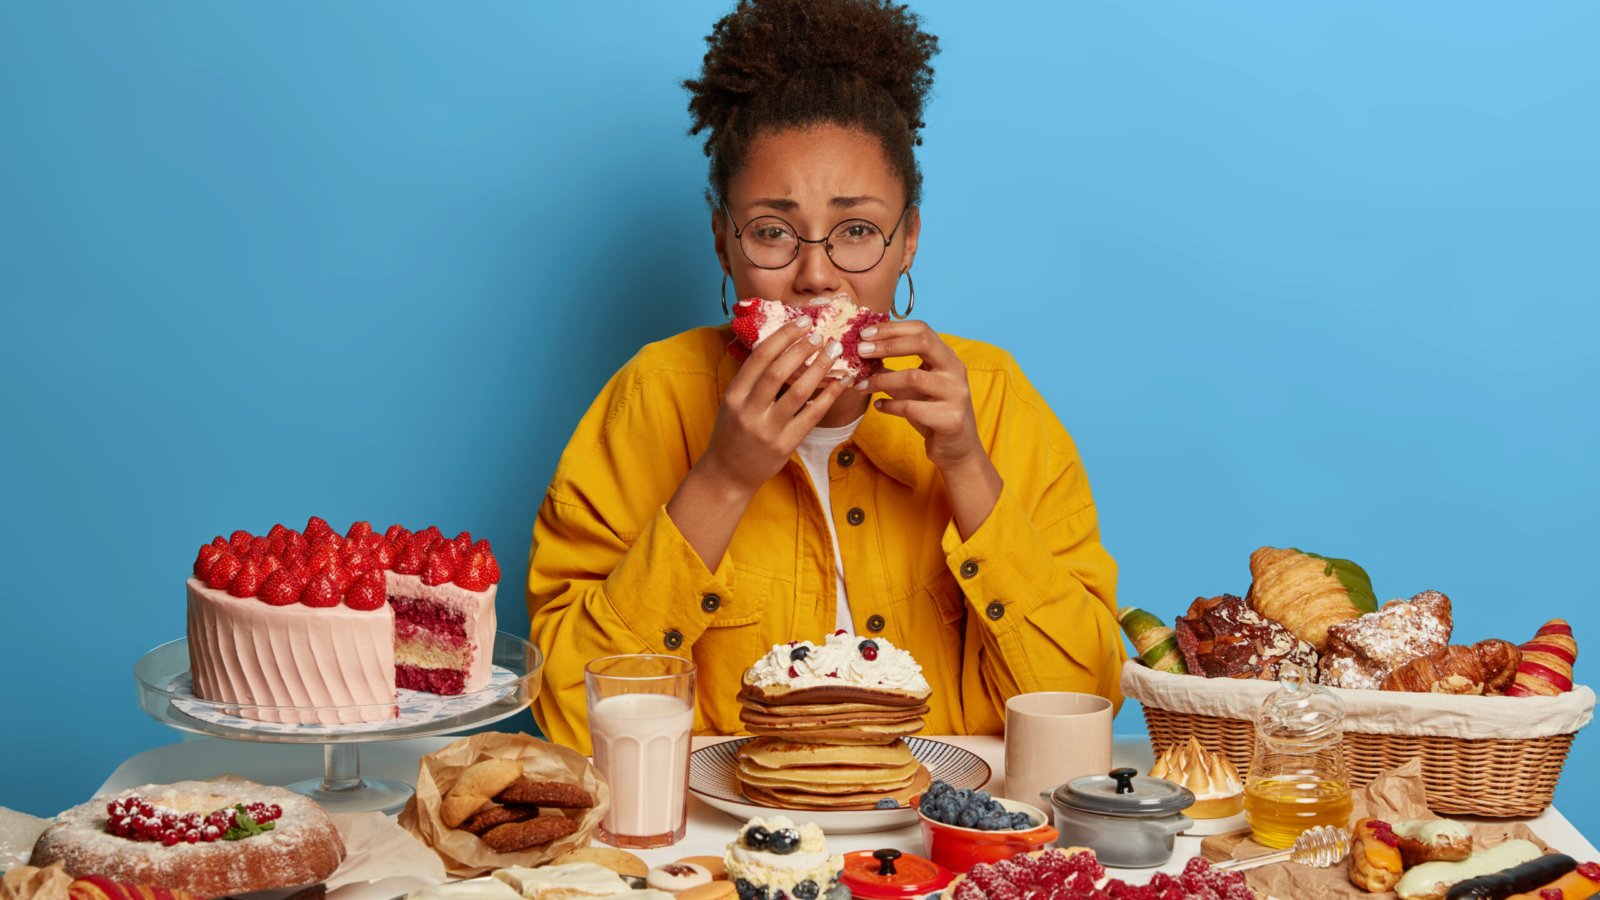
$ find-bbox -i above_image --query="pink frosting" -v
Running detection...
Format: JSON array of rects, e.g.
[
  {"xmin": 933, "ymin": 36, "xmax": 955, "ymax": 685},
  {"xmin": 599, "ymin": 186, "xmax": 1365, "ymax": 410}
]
[{"xmin": 186, "ymin": 579, "xmax": 397, "ymax": 724}]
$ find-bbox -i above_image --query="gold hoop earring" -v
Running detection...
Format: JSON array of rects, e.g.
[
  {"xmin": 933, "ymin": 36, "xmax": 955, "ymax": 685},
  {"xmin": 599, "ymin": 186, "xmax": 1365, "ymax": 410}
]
[
  {"xmin": 892, "ymin": 271, "xmax": 915, "ymax": 319},
  {"xmin": 721, "ymin": 272, "xmax": 730, "ymax": 317}
]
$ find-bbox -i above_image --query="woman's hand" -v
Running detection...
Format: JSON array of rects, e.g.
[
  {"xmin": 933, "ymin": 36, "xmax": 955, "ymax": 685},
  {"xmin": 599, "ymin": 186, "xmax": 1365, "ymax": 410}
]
[
  {"xmin": 698, "ymin": 317, "xmax": 853, "ymax": 497},
  {"xmin": 854, "ymin": 320, "xmax": 984, "ymax": 471},
  {"xmin": 855, "ymin": 320, "xmax": 1003, "ymax": 539}
]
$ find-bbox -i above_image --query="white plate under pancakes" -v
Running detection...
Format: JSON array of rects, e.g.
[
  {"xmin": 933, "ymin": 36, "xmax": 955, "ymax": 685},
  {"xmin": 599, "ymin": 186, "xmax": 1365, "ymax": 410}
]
[{"xmin": 688, "ymin": 736, "xmax": 991, "ymax": 833}]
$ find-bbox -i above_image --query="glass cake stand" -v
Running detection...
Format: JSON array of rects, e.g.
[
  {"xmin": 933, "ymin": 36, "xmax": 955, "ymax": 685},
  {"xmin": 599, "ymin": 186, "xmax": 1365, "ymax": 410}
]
[{"xmin": 134, "ymin": 631, "xmax": 542, "ymax": 813}]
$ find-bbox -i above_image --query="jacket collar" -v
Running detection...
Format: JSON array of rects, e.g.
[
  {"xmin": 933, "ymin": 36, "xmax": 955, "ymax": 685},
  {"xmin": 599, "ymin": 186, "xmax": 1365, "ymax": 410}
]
[{"xmin": 716, "ymin": 337, "xmax": 922, "ymax": 489}]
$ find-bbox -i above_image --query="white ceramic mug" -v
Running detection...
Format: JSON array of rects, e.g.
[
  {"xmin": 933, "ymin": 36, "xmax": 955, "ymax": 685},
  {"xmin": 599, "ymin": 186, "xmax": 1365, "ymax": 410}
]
[{"xmin": 1003, "ymin": 691, "xmax": 1114, "ymax": 805}]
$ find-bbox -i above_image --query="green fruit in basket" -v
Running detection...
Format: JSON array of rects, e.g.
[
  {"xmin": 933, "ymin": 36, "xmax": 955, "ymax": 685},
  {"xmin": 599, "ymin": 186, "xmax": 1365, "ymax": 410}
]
[{"xmin": 1117, "ymin": 606, "xmax": 1187, "ymax": 674}]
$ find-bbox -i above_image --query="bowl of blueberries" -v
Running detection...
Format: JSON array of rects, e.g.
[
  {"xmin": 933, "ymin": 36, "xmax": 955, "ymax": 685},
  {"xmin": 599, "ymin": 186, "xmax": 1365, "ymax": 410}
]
[{"xmin": 912, "ymin": 780, "xmax": 1058, "ymax": 873}]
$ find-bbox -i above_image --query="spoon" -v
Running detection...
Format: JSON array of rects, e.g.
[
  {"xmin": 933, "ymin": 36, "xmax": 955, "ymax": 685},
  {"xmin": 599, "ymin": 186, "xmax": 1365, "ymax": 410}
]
[{"xmin": 1213, "ymin": 825, "xmax": 1352, "ymax": 872}]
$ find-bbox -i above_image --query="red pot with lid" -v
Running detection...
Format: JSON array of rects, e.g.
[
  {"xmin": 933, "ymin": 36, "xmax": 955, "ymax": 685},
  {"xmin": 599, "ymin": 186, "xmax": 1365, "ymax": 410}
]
[{"xmin": 841, "ymin": 849, "xmax": 954, "ymax": 900}]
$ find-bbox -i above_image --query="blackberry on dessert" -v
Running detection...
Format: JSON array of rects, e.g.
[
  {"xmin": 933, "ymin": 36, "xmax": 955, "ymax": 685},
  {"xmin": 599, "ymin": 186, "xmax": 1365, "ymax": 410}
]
[
  {"xmin": 30, "ymin": 779, "xmax": 345, "ymax": 899},
  {"xmin": 186, "ymin": 516, "xmax": 499, "ymax": 723},
  {"xmin": 723, "ymin": 816, "xmax": 843, "ymax": 900}
]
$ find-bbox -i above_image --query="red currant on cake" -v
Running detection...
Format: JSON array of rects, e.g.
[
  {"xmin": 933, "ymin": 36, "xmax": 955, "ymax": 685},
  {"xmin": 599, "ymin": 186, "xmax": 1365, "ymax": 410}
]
[{"xmin": 858, "ymin": 639, "xmax": 879, "ymax": 661}]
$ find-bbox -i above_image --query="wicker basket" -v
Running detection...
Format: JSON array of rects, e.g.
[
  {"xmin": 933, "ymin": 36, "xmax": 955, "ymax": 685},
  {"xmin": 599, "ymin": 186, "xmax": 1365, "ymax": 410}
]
[{"xmin": 1124, "ymin": 664, "xmax": 1593, "ymax": 818}]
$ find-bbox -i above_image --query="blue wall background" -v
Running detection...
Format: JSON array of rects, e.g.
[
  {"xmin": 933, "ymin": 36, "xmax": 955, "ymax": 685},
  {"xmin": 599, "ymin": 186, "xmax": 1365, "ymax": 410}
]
[{"xmin": 3, "ymin": 0, "xmax": 1597, "ymax": 833}]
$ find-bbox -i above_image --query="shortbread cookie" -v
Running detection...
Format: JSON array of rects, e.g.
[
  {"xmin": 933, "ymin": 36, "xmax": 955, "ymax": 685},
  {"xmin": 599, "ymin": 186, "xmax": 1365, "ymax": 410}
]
[
  {"xmin": 676, "ymin": 883, "xmax": 736, "ymax": 900},
  {"xmin": 673, "ymin": 856, "xmax": 727, "ymax": 880},
  {"xmin": 551, "ymin": 847, "xmax": 650, "ymax": 879},
  {"xmin": 442, "ymin": 758, "xmax": 524, "ymax": 827},
  {"xmin": 481, "ymin": 815, "xmax": 580, "ymax": 852},
  {"xmin": 647, "ymin": 862, "xmax": 713, "ymax": 892}
]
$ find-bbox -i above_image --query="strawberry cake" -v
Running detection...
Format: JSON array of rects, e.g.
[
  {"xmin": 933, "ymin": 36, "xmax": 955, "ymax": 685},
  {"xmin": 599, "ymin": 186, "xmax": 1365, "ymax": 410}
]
[
  {"xmin": 186, "ymin": 517, "xmax": 499, "ymax": 724},
  {"xmin": 728, "ymin": 295, "xmax": 889, "ymax": 382}
]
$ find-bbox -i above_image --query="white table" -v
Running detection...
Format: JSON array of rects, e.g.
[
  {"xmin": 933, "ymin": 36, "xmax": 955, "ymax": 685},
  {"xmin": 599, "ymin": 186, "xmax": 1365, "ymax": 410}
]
[{"xmin": 98, "ymin": 734, "xmax": 1600, "ymax": 884}]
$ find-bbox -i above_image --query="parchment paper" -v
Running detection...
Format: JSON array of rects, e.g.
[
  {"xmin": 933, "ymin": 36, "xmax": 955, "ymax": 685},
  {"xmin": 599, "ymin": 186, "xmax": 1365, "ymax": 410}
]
[
  {"xmin": 396, "ymin": 732, "xmax": 609, "ymax": 878},
  {"xmin": 1202, "ymin": 760, "xmax": 1551, "ymax": 899}
]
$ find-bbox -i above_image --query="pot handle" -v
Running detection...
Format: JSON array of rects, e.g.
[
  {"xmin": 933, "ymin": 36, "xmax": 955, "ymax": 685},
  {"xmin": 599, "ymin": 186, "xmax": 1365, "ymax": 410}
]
[
  {"xmin": 1009, "ymin": 824, "xmax": 1059, "ymax": 851},
  {"xmin": 1158, "ymin": 814, "xmax": 1195, "ymax": 836}
]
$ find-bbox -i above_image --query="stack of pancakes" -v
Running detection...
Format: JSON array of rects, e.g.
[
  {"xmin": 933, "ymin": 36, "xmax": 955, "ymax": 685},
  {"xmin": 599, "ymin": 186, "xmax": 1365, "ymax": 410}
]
[{"xmin": 735, "ymin": 662, "xmax": 932, "ymax": 810}]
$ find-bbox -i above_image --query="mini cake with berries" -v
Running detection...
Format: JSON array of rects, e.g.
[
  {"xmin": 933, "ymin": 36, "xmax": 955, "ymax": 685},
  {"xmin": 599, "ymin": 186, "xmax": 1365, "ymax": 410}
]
[
  {"xmin": 736, "ymin": 633, "xmax": 932, "ymax": 809},
  {"xmin": 186, "ymin": 517, "xmax": 499, "ymax": 724},
  {"xmin": 30, "ymin": 779, "xmax": 345, "ymax": 899},
  {"xmin": 724, "ymin": 817, "xmax": 844, "ymax": 900},
  {"xmin": 728, "ymin": 295, "xmax": 889, "ymax": 382}
]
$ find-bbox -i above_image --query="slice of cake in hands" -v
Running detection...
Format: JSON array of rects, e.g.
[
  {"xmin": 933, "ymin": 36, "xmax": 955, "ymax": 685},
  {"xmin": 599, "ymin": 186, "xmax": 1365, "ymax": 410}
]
[{"xmin": 728, "ymin": 295, "xmax": 889, "ymax": 382}]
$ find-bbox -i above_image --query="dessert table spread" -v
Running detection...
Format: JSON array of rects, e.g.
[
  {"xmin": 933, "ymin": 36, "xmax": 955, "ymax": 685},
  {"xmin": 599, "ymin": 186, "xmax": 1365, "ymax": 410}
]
[{"xmin": 95, "ymin": 733, "xmax": 1600, "ymax": 888}]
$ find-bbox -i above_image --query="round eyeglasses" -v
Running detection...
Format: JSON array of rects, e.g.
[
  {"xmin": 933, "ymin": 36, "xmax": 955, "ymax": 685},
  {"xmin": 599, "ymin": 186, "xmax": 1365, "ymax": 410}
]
[{"xmin": 723, "ymin": 202, "xmax": 910, "ymax": 273}]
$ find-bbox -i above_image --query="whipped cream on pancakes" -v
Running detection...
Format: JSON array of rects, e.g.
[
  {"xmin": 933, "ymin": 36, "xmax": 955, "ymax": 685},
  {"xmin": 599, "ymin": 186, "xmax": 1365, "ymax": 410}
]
[{"xmin": 750, "ymin": 633, "xmax": 930, "ymax": 694}]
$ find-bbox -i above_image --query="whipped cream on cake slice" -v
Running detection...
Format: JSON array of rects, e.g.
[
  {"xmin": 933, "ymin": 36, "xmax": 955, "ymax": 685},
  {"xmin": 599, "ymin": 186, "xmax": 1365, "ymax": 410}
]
[{"xmin": 728, "ymin": 294, "xmax": 889, "ymax": 381}]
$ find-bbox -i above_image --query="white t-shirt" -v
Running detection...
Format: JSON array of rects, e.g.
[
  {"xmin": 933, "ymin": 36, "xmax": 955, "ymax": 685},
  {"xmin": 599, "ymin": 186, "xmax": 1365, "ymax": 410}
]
[{"xmin": 796, "ymin": 415, "xmax": 864, "ymax": 634}]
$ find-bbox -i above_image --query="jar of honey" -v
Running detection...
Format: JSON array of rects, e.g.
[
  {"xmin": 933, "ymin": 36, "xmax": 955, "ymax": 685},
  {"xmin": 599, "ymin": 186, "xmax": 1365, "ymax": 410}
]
[{"xmin": 1243, "ymin": 665, "xmax": 1353, "ymax": 849}]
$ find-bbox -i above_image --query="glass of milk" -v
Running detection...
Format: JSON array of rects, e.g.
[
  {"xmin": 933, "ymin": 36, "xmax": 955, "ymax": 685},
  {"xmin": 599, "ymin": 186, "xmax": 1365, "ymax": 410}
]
[{"xmin": 584, "ymin": 654, "xmax": 696, "ymax": 848}]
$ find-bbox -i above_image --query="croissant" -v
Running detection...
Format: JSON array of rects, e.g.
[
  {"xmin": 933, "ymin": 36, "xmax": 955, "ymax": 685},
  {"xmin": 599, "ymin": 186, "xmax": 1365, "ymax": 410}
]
[
  {"xmin": 1247, "ymin": 546, "xmax": 1378, "ymax": 650},
  {"xmin": 1383, "ymin": 645, "xmax": 1486, "ymax": 694},
  {"xmin": 1472, "ymin": 639, "xmax": 1521, "ymax": 695}
]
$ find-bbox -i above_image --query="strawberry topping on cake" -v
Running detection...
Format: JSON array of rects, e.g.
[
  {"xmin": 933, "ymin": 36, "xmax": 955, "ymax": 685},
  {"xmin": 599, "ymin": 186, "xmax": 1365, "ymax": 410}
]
[
  {"xmin": 728, "ymin": 295, "xmax": 889, "ymax": 381},
  {"xmin": 186, "ymin": 517, "xmax": 499, "ymax": 722}
]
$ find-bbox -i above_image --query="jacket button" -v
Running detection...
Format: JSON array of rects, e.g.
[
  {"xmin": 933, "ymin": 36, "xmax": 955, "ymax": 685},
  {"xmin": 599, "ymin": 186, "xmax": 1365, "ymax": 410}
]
[
  {"xmin": 866, "ymin": 614, "xmax": 886, "ymax": 633},
  {"xmin": 960, "ymin": 559, "xmax": 980, "ymax": 579},
  {"xmin": 846, "ymin": 507, "xmax": 866, "ymax": 526},
  {"xmin": 701, "ymin": 594, "xmax": 721, "ymax": 613},
  {"xmin": 663, "ymin": 629, "xmax": 684, "ymax": 650},
  {"xmin": 986, "ymin": 600, "xmax": 1006, "ymax": 621},
  {"xmin": 837, "ymin": 449, "xmax": 856, "ymax": 467}
]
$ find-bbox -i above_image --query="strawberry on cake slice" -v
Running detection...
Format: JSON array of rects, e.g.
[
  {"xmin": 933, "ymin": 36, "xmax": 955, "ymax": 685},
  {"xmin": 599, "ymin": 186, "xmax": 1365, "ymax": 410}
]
[{"xmin": 728, "ymin": 294, "xmax": 888, "ymax": 382}]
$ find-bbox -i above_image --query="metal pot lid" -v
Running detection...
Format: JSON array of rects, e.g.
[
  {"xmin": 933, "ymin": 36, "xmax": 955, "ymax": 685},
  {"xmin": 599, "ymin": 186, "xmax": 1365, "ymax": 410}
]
[
  {"xmin": 840, "ymin": 849, "xmax": 952, "ymax": 899},
  {"xmin": 1051, "ymin": 767, "xmax": 1195, "ymax": 818}
]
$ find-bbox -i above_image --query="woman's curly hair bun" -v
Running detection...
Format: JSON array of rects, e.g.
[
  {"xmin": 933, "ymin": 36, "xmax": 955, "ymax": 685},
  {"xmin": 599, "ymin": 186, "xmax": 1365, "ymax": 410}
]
[{"xmin": 685, "ymin": 0, "xmax": 939, "ymax": 205}]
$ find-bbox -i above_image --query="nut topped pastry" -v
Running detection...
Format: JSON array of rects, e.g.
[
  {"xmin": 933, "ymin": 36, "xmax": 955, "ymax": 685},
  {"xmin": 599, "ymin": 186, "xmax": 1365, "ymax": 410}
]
[
  {"xmin": 1173, "ymin": 594, "xmax": 1318, "ymax": 680},
  {"xmin": 1148, "ymin": 737, "xmax": 1244, "ymax": 819}
]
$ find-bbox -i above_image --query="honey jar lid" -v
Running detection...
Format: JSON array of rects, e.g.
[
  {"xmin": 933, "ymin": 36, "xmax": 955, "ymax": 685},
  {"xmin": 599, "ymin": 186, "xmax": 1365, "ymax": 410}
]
[{"xmin": 840, "ymin": 849, "xmax": 953, "ymax": 899}]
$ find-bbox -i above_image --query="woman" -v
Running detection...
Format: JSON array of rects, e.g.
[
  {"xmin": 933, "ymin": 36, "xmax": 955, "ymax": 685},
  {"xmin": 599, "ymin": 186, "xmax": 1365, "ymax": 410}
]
[{"xmin": 528, "ymin": 0, "xmax": 1122, "ymax": 751}]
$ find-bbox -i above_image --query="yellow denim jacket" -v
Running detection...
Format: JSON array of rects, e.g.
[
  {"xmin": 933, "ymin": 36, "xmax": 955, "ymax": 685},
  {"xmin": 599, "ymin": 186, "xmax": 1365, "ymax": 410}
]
[{"xmin": 527, "ymin": 327, "xmax": 1123, "ymax": 752}]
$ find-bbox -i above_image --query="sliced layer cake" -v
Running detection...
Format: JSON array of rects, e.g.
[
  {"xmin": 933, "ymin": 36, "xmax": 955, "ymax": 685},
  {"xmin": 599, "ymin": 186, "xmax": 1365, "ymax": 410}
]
[{"xmin": 186, "ymin": 516, "xmax": 498, "ymax": 723}]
